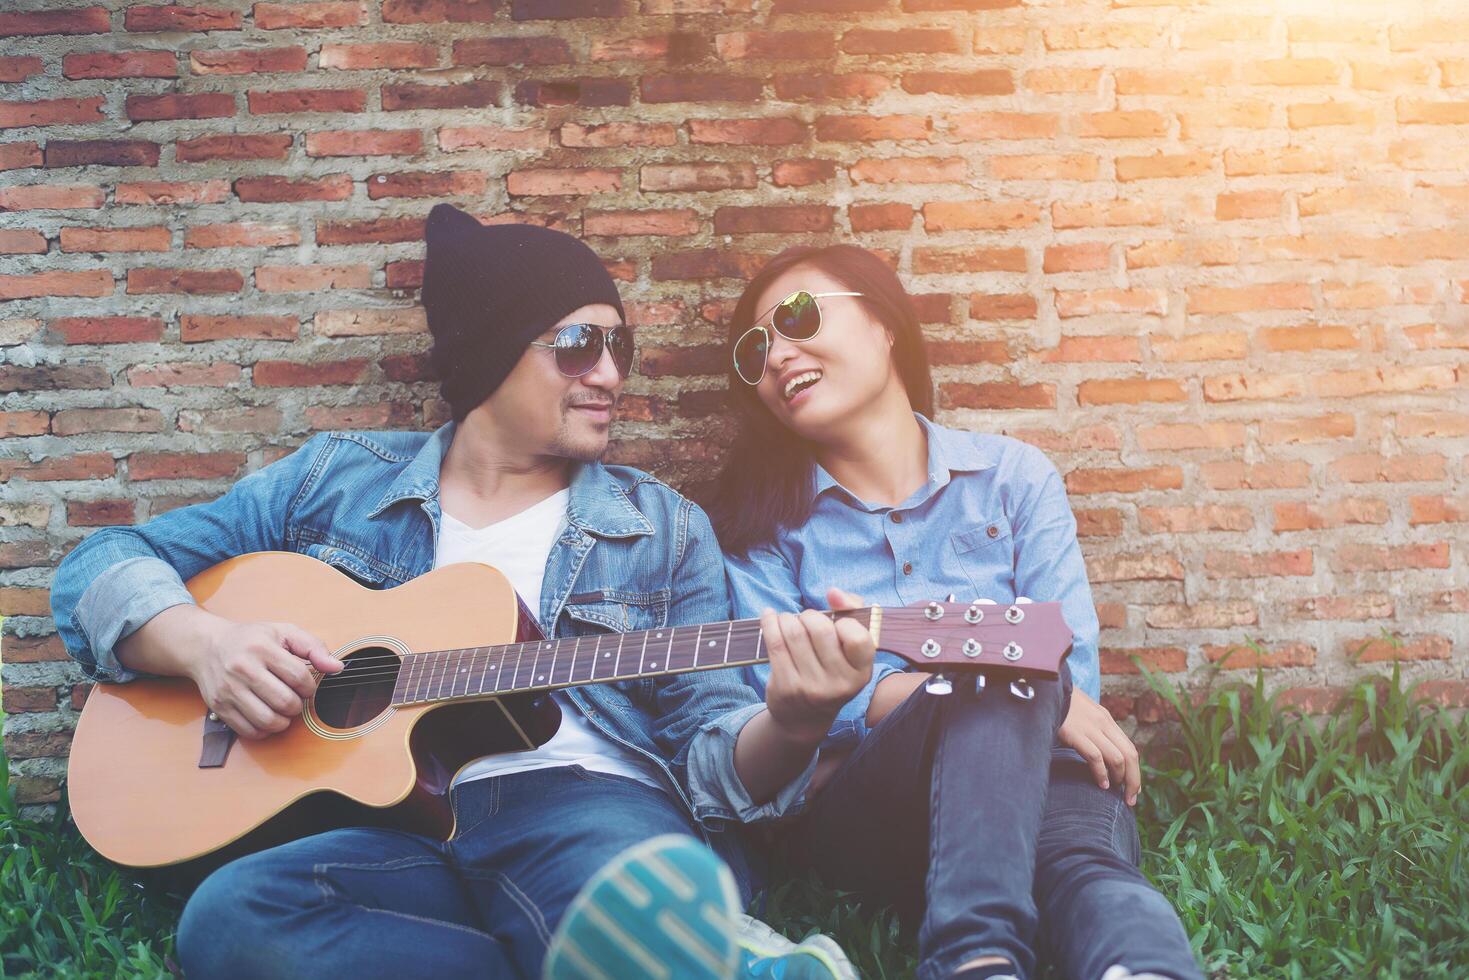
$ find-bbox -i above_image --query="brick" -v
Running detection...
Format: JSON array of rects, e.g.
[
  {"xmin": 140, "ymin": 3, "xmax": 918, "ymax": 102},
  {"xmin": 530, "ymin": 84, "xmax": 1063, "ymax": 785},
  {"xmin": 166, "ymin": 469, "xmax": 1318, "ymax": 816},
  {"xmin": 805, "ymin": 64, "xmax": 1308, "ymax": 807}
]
[
  {"xmin": 1044, "ymin": 23, "xmax": 1163, "ymax": 50},
  {"xmin": 1259, "ymin": 414, "xmax": 1355, "ymax": 444},
  {"xmin": 0, "ymin": 142, "xmax": 42, "ymax": 170},
  {"xmin": 1147, "ymin": 601, "xmax": 1256, "ymax": 629},
  {"xmin": 383, "ymin": 81, "xmax": 501, "ymax": 111},
  {"xmin": 650, "ymin": 250, "xmax": 767, "ymax": 281},
  {"xmin": 923, "ymin": 200, "xmax": 1039, "ymax": 232},
  {"xmin": 841, "ymin": 28, "xmax": 959, "ymax": 55},
  {"xmin": 641, "ymin": 163, "xmax": 756, "ymax": 192},
  {"xmin": 0, "ymin": 229, "xmax": 45, "ymax": 254},
  {"xmin": 234, "ymin": 174, "xmax": 353, "ymax": 203},
  {"xmin": 1139, "ymin": 505, "xmax": 1253, "ymax": 533},
  {"xmin": 1074, "ymin": 509, "xmax": 1122, "ymax": 538},
  {"xmin": 1042, "ymin": 243, "xmax": 1109, "ymax": 273},
  {"xmin": 248, "ymin": 89, "xmax": 366, "ymax": 115},
  {"xmin": 773, "ymin": 73, "xmax": 889, "ymax": 101},
  {"xmin": 53, "ymin": 408, "xmax": 165, "ymax": 436},
  {"xmin": 1274, "ymin": 499, "xmax": 1390, "ymax": 531},
  {"xmin": 912, "ymin": 247, "xmax": 1025, "ymax": 274},
  {"xmin": 1328, "ymin": 454, "xmax": 1446, "ymax": 484},
  {"xmin": 184, "ymin": 222, "xmax": 300, "ymax": 249},
  {"xmin": 1188, "ymin": 283, "xmax": 1312, "ymax": 314},
  {"xmin": 440, "ymin": 126, "xmax": 551, "ymax": 154},
  {"xmin": 1087, "ymin": 553, "xmax": 1185, "ymax": 583},
  {"xmin": 1151, "ymin": 333, "xmax": 1247, "ymax": 362},
  {"xmin": 129, "ymin": 451, "xmax": 245, "ymax": 481},
  {"xmin": 312, "ymin": 309, "xmax": 425, "ymax": 337},
  {"xmin": 0, "ymin": 411, "xmax": 48, "ymax": 437},
  {"xmin": 1076, "ymin": 110, "xmax": 1170, "ymax": 139},
  {"xmin": 0, "ymin": 184, "xmax": 105, "ymax": 211},
  {"xmin": 128, "ymin": 362, "xmax": 241, "ymax": 386},
  {"xmin": 254, "ymin": 2, "xmax": 366, "ymax": 28},
  {"xmin": 1204, "ymin": 549, "xmax": 1313, "ymax": 578},
  {"xmin": 515, "ymin": 79, "xmax": 631, "ymax": 108},
  {"xmin": 72, "ymin": 498, "xmax": 143, "ymax": 524},
  {"xmin": 561, "ymin": 122, "xmax": 675, "ymax": 148},
  {"xmin": 178, "ymin": 405, "xmax": 284, "ymax": 433},
  {"xmin": 689, "ymin": 118, "xmax": 807, "ymax": 145},
  {"xmin": 716, "ymin": 31, "xmax": 835, "ymax": 60},
  {"xmin": 1216, "ymin": 190, "xmax": 1281, "ymax": 220},
  {"xmin": 1066, "ymin": 466, "xmax": 1183, "ymax": 494},
  {"xmin": 382, "ymin": 0, "xmax": 496, "ymax": 21},
  {"xmin": 1101, "ymin": 647, "xmax": 1188, "ymax": 675},
  {"xmin": 317, "ymin": 216, "xmax": 424, "ymax": 245},
  {"xmin": 256, "ymin": 263, "xmax": 372, "ymax": 292},
  {"xmin": 181, "ymin": 314, "xmax": 298, "ymax": 342},
  {"xmin": 189, "ymin": 46, "xmax": 307, "ymax": 74},
  {"xmin": 1351, "ymin": 634, "xmax": 1451, "ymax": 663},
  {"xmin": 126, "ymin": 93, "xmax": 235, "ymax": 122},
  {"xmin": 902, "ymin": 71, "xmax": 1013, "ymax": 96},
  {"xmin": 454, "ymin": 37, "xmax": 574, "ymax": 66},
  {"xmin": 126, "ymin": 267, "xmax": 241, "ymax": 295},
  {"xmin": 253, "ymin": 359, "xmax": 370, "ymax": 386},
  {"xmin": 512, "ymin": 0, "xmax": 625, "ymax": 18},
  {"xmin": 1205, "ymin": 642, "xmax": 1314, "ymax": 670},
  {"xmin": 1115, "ymin": 152, "xmax": 1212, "ymax": 181},
  {"xmin": 1202, "ymin": 461, "xmax": 1311, "ymax": 490},
  {"xmin": 939, "ymin": 382, "xmax": 1054, "ymax": 410},
  {"xmin": 1136, "ymin": 422, "xmax": 1245, "ymax": 451},
  {"xmin": 367, "ymin": 170, "xmax": 488, "ymax": 200},
  {"xmin": 508, "ymin": 168, "xmax": 620, "ymax": 195},
  {"xmin": 176, "ymin": 134, "xmax": 292, "ymax": 162},
  {"xmin": 125, "ymin": 6, "xmax": 243, "ymax": 32},
  {"xmin": 641, "ymin": 74, "xmax": 762, "ymax": 103},
  {"xmin": 949, "ymin": 112, "xmax": 1057, "ymax": 140},
  {"xmin": 990, "ymin": 153, "xmax": 1098, "ymax": 180},
  {"xmin": 0, "ymin": 98, "xmax": 106, "ymax": 129},
  {"xmin": 306, "ymin": 130, "xmax": 420, "ymax": 158},
  {"xmin": 64, "ymin": 50, "xmax": 177, "ymax": 79},
  {"xmin": 772, "ymin": 159, "xmax": 835, "ymax": 186},
  {"xmin": 2, "ymin": 635, "xmax": 67, "ymax": 661},
  {"xmin": 44, "ymin": 140, "xmax": 160, "ymax": 169},
  {"xmin": 1052, "ymin": 199, "xmax": 1163, "ymax": 228},
  {"xmin": 714, "ymin": 205, "xmax": 834, "ymax": 234},
  {"xmin": 1039, "ymin": 336, "xmax": 1138, "ymax": 363},
  {"xmin": 320, "ymin": 42, "xmax": 437, "ymax": 70},
  {"xmin": 1024, "ymin": 68, "xmax": 1102, "ymax": 94},
  {"xmin": 585, "ymin": 210, "xmax": 700, "ymax": 237},
  {"xmin": 60, "ymin": 226, "xmax": 171, "ymax": 253},
  {"xmin": 1077, "ymin": 379, "xmax": 1186, "ymax": 405},
  {"xmin": 1055, "ymin": 288, "xmax": 1166, "ymax": 318},
  {"xmin": 1, "ymin": 453, "xmax": 114, "ymax": 481},
  {"xmin": 0, "ymin": 270, "xmax": 112, "ymax": 299},
  {"xmin": 849, "ymin": 203, "xmax": 913, "ymax": 232},
  {"xmin": 0, "ymin": 8, "xmax": 110, "ymax": 36}
]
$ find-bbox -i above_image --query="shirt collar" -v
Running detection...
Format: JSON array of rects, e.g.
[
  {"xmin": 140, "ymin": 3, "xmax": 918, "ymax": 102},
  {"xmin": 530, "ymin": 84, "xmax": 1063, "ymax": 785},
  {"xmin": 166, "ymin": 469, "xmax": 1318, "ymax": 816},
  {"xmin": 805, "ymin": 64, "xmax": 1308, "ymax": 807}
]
[
  {"xmin": 812, "ymin": 413, "xmax": 996, "ymax": 507},
  {"xmin": 369, "ymin": 420, "xmax": 652, "ymax": 538}
]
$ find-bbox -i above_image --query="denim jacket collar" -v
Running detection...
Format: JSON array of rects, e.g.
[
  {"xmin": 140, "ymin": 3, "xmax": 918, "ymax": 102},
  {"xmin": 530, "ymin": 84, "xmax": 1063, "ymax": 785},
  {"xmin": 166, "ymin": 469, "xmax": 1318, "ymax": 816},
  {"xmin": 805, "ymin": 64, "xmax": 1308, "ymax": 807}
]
[{"xmin": 367, "ymin": 420, "xmax": 653, "ymax": 539}]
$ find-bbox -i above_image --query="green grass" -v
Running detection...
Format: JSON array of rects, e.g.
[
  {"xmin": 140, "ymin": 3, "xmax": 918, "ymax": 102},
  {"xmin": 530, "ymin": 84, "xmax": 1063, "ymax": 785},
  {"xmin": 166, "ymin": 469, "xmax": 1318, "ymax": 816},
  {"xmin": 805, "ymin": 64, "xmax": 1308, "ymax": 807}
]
[{"xmin": 3, "ymin": 666, "xmax": 1466, "ymax": 978}]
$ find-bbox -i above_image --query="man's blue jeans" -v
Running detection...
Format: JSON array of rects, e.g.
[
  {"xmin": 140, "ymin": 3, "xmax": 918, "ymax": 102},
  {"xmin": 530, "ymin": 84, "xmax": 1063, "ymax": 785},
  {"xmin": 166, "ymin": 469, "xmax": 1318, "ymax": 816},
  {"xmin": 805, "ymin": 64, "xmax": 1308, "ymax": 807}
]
[
  {"xmin": 177, "ymin": 766, "xmax": 749, "ymax": 979},
  {"xmin": 782, "ymin": 669, "xmax": 1203, "ymax": 980}
]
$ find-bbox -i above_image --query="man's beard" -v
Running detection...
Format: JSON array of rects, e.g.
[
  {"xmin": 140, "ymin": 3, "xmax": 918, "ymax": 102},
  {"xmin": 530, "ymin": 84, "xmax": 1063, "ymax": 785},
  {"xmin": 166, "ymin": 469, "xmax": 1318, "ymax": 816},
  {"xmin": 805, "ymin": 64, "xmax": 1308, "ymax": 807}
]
[{"xmin": 549, "ymin": 398, "xmax": 615, "ymax": 462}]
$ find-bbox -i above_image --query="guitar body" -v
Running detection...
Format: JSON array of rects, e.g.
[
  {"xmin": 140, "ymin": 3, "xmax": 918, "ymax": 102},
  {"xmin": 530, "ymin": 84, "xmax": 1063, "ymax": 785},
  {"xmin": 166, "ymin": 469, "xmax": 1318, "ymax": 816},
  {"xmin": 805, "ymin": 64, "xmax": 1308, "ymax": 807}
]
[{"xmin": 66, "ymin": 552, "xmax": 560, "ymax": 871}]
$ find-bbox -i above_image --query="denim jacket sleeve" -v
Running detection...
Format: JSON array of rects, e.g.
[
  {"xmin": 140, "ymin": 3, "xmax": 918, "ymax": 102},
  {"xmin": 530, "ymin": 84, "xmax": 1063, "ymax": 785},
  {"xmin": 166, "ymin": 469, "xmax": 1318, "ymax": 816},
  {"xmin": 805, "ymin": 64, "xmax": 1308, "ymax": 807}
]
[
  {"xmin": 49, "ymin": 434, "xmax": 329, "ymax": 684},
  {"xmin": 724, "ymin": 543, "xmax": 902, "ymax": 752},
  {"xmin": 649, "ymin": 501, "xmax": 816, "ymax": 827},
  {"xmin": 1009, "ymin": 448, "xmax": 1102, "ymax": 701}
]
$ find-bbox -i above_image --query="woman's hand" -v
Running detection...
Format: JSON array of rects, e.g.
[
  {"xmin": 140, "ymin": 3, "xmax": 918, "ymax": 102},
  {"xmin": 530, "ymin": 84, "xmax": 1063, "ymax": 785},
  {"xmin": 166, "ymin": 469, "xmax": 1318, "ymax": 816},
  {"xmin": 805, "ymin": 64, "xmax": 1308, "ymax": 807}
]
[
  {"xmin": 760, "ymin": 587, "xmax": 876, "ymax": 743},
  {"xmin": 1058, "ymin": 687, "xmax": 1141, "ymax": 806}
]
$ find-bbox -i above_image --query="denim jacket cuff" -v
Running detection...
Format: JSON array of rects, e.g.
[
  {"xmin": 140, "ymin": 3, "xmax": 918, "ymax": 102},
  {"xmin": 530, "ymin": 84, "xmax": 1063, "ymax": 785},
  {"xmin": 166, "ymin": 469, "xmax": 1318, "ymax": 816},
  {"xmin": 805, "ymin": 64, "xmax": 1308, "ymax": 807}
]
[
  {"xmin": 686, "ymin": 702, "xmax": 819, "ymax": 826},
  {"xmin": 838, "ymin": 659, "xmax": 907, "ymax": 744},
  {"xmin": 74, "ymin": 556, "xmax": 196, "ymax": 683}
]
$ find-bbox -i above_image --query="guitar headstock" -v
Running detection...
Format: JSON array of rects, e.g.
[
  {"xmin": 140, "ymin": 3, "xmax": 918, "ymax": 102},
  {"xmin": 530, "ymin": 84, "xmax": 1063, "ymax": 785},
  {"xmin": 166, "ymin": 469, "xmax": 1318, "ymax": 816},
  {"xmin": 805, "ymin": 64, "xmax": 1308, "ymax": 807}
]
[{"xmin": 875, "ymin": 599, "xmax": 1072, "ymax": 680}]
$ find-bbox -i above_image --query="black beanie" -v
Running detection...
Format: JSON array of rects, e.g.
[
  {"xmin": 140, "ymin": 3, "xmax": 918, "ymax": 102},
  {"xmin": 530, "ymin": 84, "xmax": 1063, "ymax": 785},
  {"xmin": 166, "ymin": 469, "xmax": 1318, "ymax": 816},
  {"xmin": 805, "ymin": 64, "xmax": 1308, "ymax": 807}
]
[{"xmin": 421, "ymin": 203, "xmax": 626, "ymax": 422}]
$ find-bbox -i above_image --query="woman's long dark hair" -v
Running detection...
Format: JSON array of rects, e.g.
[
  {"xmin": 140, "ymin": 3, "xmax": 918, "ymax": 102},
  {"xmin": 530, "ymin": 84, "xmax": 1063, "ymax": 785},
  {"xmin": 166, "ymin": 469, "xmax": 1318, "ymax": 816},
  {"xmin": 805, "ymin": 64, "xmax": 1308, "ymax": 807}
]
[{"xmin": 701, "ymin": 244, "xmax": 934, "ymax": 556}]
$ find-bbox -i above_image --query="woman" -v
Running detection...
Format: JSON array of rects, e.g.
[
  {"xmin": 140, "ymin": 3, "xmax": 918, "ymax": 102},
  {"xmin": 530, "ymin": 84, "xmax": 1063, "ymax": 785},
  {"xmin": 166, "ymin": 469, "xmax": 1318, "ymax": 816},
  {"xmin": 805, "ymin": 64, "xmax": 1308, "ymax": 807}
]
[{"xmin": 703, "ymin": 245, "xmax": 1202, "ymax": 980}]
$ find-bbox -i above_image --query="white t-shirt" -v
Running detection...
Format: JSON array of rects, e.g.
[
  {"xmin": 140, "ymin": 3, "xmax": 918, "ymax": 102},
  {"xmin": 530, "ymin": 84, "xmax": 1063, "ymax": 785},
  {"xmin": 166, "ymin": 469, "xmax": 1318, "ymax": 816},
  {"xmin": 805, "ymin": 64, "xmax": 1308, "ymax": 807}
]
[{"xmin": 434, "ymin": 488, "xmax": 665, "ymax": 792}]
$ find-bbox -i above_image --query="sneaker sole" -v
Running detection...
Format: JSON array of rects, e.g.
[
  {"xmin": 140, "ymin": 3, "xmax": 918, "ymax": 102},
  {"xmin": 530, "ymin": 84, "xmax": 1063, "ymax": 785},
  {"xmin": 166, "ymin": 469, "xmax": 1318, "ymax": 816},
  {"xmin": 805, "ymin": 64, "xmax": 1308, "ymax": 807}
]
[{"xmin": 545, "ymin": 834, "xmax": 741, "ymax": 980}]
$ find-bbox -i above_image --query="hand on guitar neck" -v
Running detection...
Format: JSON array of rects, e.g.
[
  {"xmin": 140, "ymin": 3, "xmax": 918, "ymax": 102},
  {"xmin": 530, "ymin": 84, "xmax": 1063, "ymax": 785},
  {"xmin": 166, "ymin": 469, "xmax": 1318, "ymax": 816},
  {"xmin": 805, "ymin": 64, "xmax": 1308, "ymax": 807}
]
[{"xmin": 117, "ymin": 604, "xmax": 345, "ymax": 740}]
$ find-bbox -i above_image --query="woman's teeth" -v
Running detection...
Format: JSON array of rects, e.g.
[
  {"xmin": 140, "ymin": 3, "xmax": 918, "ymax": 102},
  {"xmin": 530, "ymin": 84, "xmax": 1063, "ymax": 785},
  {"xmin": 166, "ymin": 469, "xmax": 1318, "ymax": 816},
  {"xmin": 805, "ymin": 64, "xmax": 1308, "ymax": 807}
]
[{"xmin": 783, "ymin": 370, "xmax": 822, "ymax": 400}]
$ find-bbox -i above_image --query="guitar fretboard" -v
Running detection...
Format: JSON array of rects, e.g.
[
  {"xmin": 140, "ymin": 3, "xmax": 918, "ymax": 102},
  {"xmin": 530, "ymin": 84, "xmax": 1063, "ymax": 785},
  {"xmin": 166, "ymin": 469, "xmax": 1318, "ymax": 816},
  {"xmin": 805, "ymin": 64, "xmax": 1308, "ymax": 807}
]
[{"xmin": 389, "ymin": 610, "xmax": 872, "ymax": 707}]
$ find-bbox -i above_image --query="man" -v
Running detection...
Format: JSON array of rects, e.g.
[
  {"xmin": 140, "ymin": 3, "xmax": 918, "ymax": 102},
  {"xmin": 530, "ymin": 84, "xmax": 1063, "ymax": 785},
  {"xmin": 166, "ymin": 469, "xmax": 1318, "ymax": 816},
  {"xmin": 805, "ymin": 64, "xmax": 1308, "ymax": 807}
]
[{"xmin": 49, "ymin": 203, "xmax": 870, "ymax": 979}]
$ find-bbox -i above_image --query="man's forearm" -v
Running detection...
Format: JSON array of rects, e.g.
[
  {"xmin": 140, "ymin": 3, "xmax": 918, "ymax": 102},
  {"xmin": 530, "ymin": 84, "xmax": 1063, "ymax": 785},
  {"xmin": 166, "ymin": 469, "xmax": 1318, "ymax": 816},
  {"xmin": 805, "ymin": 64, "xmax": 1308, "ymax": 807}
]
[
  {"xmin": 865, "ymin": 671, "xmax": 926, "ymax": 728},
  {"xmin": 115, "ymin": 604, "xmax": 228, "ymax": 680},
  {"xmin": 732, "ymin": 708, "xmax": 828, "ymax": 806}
]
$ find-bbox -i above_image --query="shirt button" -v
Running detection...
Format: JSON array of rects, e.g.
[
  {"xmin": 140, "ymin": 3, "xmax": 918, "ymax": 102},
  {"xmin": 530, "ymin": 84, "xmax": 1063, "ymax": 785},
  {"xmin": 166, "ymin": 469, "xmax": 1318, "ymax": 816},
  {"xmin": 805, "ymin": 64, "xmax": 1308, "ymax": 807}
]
[
  {"xmin": 987, "ymin": 525, "xmax": 999, "ymax": 538},
  {"xmin": 891, "ymin": 513, "xmax": 903, "ymax": 524},
  {"xmin": 902, "ymin": 561, "xmax": 913, "ymax": 575}
]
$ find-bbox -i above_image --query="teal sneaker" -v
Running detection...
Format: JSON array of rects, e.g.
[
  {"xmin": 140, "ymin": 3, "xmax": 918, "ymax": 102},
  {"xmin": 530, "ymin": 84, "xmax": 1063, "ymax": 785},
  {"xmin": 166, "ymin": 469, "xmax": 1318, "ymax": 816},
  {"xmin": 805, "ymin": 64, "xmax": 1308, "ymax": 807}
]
[
  {"xmin": 544, "ymin": 834, "xmax": 742, "ymax": 980},
  {"xmin": 735, "ymin": 913, "xmax": 860, "ymax": 980}
]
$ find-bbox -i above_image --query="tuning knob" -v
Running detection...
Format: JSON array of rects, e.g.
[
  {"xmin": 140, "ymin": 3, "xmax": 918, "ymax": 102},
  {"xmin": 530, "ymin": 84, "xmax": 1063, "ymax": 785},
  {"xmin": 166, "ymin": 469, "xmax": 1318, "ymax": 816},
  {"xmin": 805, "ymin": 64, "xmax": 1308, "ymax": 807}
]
[{"xmin": 925, "ymin": 673, "xmax": 954, "ymax": 696}]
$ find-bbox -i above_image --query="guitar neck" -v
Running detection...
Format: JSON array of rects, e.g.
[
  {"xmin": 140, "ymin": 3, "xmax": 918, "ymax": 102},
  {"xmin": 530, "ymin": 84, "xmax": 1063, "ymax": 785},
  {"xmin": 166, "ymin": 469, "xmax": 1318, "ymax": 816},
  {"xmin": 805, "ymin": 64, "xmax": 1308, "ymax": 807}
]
[{"xmin": 390, "ymin": 608, "xmax": 877, "ymax": 707}]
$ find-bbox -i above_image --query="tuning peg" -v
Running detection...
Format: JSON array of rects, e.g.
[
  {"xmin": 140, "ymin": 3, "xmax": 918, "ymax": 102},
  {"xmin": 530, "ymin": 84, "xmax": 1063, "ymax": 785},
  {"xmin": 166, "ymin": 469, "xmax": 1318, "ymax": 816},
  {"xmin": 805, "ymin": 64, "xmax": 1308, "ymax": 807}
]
[
  {"xmin": 1009, "ymin": 678, "xmax": 1035, "ymax": 702},
  {"xmin": 925, "ymin": 672, "xmax": 954, "ymax": 696}
]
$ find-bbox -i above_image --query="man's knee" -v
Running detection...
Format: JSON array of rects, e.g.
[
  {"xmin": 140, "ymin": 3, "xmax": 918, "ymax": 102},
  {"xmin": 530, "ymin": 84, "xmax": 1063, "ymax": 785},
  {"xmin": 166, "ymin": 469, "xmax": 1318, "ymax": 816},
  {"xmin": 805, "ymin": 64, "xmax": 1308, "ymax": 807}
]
[{"xmin": 177, "ymin": 851, "xmax": 311, "ymax": 976}]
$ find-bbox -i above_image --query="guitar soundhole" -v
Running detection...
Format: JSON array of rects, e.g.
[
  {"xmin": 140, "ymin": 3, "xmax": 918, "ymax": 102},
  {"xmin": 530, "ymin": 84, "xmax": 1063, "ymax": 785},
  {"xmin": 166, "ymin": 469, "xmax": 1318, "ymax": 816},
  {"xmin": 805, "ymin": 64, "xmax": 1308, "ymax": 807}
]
[{"xmin": 313, "ymin": 645, "xmax": 400, "ymax": 731}]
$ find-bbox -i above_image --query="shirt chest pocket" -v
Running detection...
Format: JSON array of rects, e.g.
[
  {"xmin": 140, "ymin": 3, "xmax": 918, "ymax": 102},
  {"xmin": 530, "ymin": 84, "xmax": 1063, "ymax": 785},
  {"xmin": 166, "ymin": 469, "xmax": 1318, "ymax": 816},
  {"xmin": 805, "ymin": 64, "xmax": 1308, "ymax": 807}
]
[
  {"xmin": 560, "ymin": 588, "xmax": 670, "ymax": 634},
  {"xmin": 301, "ymin": 542, "xmax": 392, "ymax": 589},
  {"xmin": 949, "ymin": 517, "xmax": 1015, "ymax": 601}
]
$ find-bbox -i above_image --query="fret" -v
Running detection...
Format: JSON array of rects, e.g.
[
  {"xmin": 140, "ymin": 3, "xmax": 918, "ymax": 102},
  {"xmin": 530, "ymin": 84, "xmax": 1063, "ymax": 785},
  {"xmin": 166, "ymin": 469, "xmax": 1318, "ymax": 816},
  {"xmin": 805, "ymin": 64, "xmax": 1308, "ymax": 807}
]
[
  {"xmin": 692, "ymin": 623, "xmax": 706, "ymax": 668},
  {"xmin": 530, "ymin": 639, "xmax": 553, "ymax": 690},
  {"xmin": 638, "ymin": 628, "xmax": 651, "ymax": 675},
  {"xmin": 469, "ymin": 646, "xmax": 487, "ymax": 696},
  {"xmin": 480, "ymin": 645, "xmax": 501, "ymax": 695},
  {"xmin": 590, "ymin": 633, "xmax": 611, "ymax": 683},
  {"xmin": 722, "ymin": 621, "xmax": 733, "ymax": 664},
  {"xmin": 511, "ymin": 641, "xmax": 531, "ymax": 692},
  {"xmin": 492, "ymin": 643, "xmax": 518, "ymax": 694},
  {"xmin": 613, "ymin": 631, "xmax": 626, "ymax": 679},
  {"xmin": 755, "ymin": 624, "xmax": 763, "ymax": 665},
  {"xmin": 435, "ymin": 650, "xmax": 452, "ymax": 702},
  {"xmin": 451, "ymin": 650, "xmax": 468, "ymax": 699},
  {"xmin": 558, "ymin": 635, "xmax": 581, "ymax": 686},
  {"xmin": 391, "ymin": 654, "xmax": 411, "ymax": 705}
]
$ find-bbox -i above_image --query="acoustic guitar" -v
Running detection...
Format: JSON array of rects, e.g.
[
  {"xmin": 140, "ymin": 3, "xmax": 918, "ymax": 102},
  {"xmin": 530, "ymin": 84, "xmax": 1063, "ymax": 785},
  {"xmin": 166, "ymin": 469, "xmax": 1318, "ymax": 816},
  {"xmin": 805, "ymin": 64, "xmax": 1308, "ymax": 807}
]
[{"xmin": 66, "ymin": 551, "xmax": 1073, "ymax": 871}]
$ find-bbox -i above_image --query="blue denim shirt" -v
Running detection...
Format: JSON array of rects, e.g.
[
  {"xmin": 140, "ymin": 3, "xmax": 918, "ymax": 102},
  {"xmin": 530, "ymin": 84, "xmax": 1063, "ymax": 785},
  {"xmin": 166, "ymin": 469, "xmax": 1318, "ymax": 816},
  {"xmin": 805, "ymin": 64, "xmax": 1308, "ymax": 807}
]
[
  {"xmin": 50, "ymin": 422, "xmax": 812, "ymax": 830},
  {"xmin": 726, "ymin": 414, "xmax": 1102, "ymax": 752}
]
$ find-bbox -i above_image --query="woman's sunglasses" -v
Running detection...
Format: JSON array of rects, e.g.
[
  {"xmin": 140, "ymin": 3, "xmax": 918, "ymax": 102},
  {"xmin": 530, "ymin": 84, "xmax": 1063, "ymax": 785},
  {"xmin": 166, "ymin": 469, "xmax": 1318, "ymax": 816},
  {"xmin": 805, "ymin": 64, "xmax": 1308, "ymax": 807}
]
[
  {"xmin": 731, "ymin": 290, "xmax": 864, "ymax": 386},
  {"xmin": 530, "ymin": 323, "xmax": 636, "ymax": 379}
]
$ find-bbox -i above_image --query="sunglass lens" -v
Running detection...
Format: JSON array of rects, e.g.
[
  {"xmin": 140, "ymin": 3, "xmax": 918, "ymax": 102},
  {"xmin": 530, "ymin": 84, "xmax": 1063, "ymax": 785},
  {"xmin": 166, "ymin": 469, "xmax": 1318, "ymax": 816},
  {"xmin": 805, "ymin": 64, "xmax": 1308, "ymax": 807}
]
[
  {"xmin": 733, "ymin": 329, "xmax": 770, "ymax": 385},
  {"xmin": 607, "ymin": 325, "xmax": 635, "ymax": 378},
  {"xmin": 553, "ymin": 323, "xmax": 603, "ymax": 377},
  {"xmin": 774, "ymin": 291, "xmax": 821, "ymax": 341}
]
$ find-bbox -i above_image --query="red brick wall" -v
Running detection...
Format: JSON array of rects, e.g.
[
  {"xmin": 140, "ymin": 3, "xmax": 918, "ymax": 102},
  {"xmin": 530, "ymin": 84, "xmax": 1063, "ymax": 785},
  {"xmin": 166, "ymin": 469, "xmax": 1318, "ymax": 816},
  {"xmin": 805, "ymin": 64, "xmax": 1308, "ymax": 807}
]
[{"xmin": 3, "ymin": 2, "xmax": 1467, "ymax": 805}]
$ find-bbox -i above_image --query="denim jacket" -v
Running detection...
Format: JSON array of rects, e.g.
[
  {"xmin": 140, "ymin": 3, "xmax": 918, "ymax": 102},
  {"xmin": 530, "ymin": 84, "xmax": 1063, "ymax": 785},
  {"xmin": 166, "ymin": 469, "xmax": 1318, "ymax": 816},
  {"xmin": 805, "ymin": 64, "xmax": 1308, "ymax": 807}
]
[{"xmin": 50, "ymin": 422, "xmax": 813, "ymax": 832}]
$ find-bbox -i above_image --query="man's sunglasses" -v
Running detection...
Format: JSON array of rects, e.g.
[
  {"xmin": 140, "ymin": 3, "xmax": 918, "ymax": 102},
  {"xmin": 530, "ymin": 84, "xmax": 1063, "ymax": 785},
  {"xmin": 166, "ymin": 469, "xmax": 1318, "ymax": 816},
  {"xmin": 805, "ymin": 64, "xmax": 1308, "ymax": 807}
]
[
  {"xmin": 731, "ymin": 290, "xmax": 864, "ymax": 386},
  {"xmin": 530, "ymin": 323, "xmax": 636, "ymax": 379}
]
